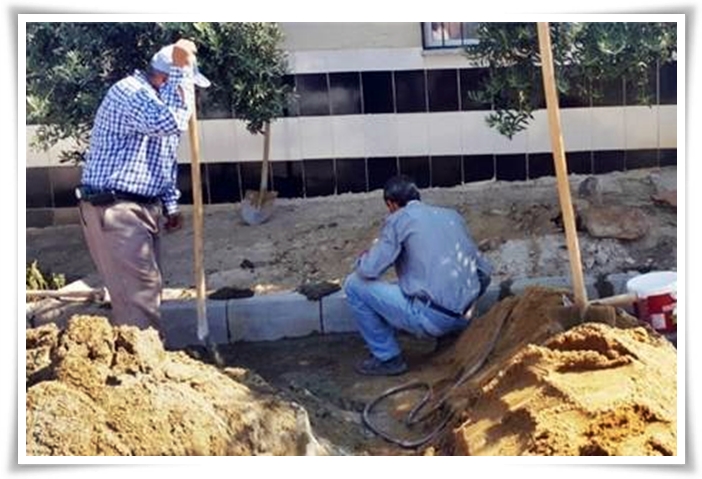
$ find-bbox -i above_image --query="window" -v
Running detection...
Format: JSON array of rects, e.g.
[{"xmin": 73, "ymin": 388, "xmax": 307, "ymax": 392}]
[{"xmin": 422, "ymin": 22, "xmax": 479, "ymax": 49}]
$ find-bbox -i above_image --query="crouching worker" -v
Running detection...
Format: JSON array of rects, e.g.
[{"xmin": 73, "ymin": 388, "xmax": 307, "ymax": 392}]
[{"xmin": 344, "ymin": 175, "xmax": 492, "ymax": 376}]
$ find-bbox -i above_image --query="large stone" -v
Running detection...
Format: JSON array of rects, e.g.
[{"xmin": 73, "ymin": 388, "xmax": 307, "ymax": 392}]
[
  {"xmin": 652, "ymin": 190, "xmax": 677, "ymax": 208},
  {"xmin": 227, "ymin": 292, "xmax": 321, "ymax": 342},
  {"xmin": 581, "ymin": 206, "xmax": 650, "ymax": 240},
  {"xmin": 320, "ymin": 291, "xmax": 356, "ymax": 333},
  {"xmin": 160, "ymin": 300, "xmax": 229, "ymax": 349}
]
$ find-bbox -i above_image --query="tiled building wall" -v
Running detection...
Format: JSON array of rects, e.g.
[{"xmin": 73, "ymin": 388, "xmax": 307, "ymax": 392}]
[{"xmin": 26, "ymin": 51, "xmax": 677, "ymax": 220}]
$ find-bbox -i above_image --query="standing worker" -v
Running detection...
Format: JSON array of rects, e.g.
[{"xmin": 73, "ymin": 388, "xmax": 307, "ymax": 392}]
[
  {"xmin": 76, "ymin": 39, "xmax": 211, "ymax": 335},
  {"xmin": 344, "ymin": 175, "xmax": 492, "ymax": 376}
]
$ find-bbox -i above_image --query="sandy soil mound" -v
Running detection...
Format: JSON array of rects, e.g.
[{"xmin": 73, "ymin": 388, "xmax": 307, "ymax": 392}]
[
  {"xmin": 26, "ymin": 316, "xmax": 324, "ymax": 456},
  {"xmin": 431, "ymin": 287, "xmax": 677, "ymax": 456}
]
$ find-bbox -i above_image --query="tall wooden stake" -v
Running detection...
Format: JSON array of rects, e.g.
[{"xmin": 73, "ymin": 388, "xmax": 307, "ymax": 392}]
[
  {"xmin": 537, "ymin": 22, "xmax": 588, "ymax": 312},
  {"xmin": 188, "ymin": 105, "xmax": 208, "ymax": 341}
]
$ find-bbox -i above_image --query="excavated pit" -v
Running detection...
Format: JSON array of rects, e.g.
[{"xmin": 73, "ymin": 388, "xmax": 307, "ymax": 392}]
[{"xmin": 25, "ymin": 287, "xmax": 677, "ymax": 456}]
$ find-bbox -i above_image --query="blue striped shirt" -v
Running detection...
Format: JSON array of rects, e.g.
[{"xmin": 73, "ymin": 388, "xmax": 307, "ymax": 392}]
[
  {"xmin": 355, "ymin": 200, "xmax": 493, "ymax": 315},
  {"xmin": 81, "ymin": 66, "xmax": 194, "ymax": 214}
]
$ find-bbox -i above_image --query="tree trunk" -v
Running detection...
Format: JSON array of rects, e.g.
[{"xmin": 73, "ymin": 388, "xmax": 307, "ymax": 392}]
[{"xmin": 257, "ymin": 122, "xmax": 271, "ymax": 208}]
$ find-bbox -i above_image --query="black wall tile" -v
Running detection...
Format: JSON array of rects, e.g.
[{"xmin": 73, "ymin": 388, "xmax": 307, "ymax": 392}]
[
  {"xmin": 459, "ymin": 68, "xmax": 491, "ymax": 111},
  {"xmin": 659, "ymin": 148, "xmax": 677, "ymax": 167},
  {"xmin": 430, "ymin": 155, "xmax": 461, "ymax": 187},
  {"xmin": 336, "ymin": 158, "xmax": 367, "ymax": 193},
  {"xmin": 492, "ymin": 67, "xmax": 521, "ymax": 110},
  {"xmin": 558, "ymin": 66, "xmax": 592, "ymax": 108},
  {"xmin": 496, "ymin": 154, "xmax": 527, "ymax": 181},
  {"xmin": 27, "ymin": 167, "xmax": 53, "ymax": 208},
  {"xmin": 593, "ymin": 150, "xmax": 625, "ymax": 174},
  {"xmin": 176, "ymin": 164, "xmax": 207, "ymax": 205},
  {"xmin": 362, "ymin": 71, "xmax": 394, "ymax": 114},
  {"xmin": 625, "ymin": 64, "xmax": 658, "ymax": 106},
  {"xmin": 207, "ymin": 163, "xmax": 241, "ymax": 203},
  {"xmin": 427, "ymin": 69, "xmax": 459, "ymax": 112},
  {"xmin": 399, "ymin": 156, "xmax": 430, "ymax": 188},
  {"xmin": 296, "ymin": 73, "xmax": 330, "ymax": 116},
  {"xmin": 593, "ymin": 77, "xmax": 624, "ymax": 107},
  {"xmin": 566, "ymin": 151, "xmax": 593, "ymax": 175},
  {"xmin": 463, "ymin": 154, "xmax": 495, "ymax": 182},
  {"xmin": 282, "ymin": 75, "xmax": 299, "ymax": 117},
  {"xmin": 198, "ymin": 88, "xmax": 233, "ymax": 119},
  {"xmin": 625, "ymin": 149, "xmax": 659, "ymax": 170},
  {"xmin": 529, "ymin": 68, "xmax": 546, "ymax": 110},
  {"xmin": 394, "ymin": 70, "xmax": 427, "ymax": 113},
  {"xmin": 303, "ymin": 159, "xmax": 335, "ymax": 197},
  {"xmin": 239, "ymin": 162, "xmax": 264, "ymax": 194},
  {"xmin": 329, "ymin": 72, "xmax": 362, "ymax": 115},
  {"xmin": 528, "ymin": 153, "xmax": 555, "ymax": 179},
  {"xmin": 367, "ymin": 157, "xmax": 398, "ymax": 191},
  {"xmin": 659, "ymin": 61, "xmax": 677, "ymax": 105},
  {"xmin": 271, "ymin": 161, "xmax": 304, "ymax": 198},
  {"xmin": 50, "ymin": 166, "xmax": 82, "ymax": 207}
]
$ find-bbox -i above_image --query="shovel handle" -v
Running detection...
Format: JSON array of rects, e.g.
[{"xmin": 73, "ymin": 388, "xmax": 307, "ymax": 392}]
[
  {"xmin": 590, "ymin": 293, "xmax": 638, "ymax": 307},
  {"xmin": 188, "ymin": 104, "xmax": 208, "ymax": 341}
]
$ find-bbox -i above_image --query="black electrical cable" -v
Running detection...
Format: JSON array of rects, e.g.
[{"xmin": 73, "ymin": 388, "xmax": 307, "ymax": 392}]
[{"xmin": 361, "ymin": 303, "xmax": 515, "ymax": 449}]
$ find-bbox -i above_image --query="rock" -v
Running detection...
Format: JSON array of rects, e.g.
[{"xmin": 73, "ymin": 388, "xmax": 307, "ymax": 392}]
[
  {"xmin": 649, "ymin": 170, "xmax": 677, "ymax": 195},
  {"xmin": 240, "ymin": 259, "xmax": 255, "ymax": 270},
  {"xmin": 578, "ymin": 176, "xmax": 603, "ymax": 205},
  {"xmin": 652, "ymin": 190, "xmax": 677, "ymax": 208},
  {"xmin": 208, "ymin": 286, "xmax": 255, "ymax": 300},
  {"xmin": 297, "ymin": 280, "xmax": 341, "ymax": 301},
  {"xmin": 581, "ymin": 206, "xmax": 650, "ymax": 240},
  {"xmin": 478, "ymin": 237, "xmax": 502, "ymax": 252}
]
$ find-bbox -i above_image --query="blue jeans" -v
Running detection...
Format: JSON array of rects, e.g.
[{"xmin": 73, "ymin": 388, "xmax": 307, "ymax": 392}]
[{"xmin": 343, "ymin": 272, "xmax": 471, "ymax": 361}]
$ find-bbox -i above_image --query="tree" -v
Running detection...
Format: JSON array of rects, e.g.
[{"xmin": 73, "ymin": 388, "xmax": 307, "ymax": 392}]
[
  {"xmin": 26, "ymin": 22, "xmax": 172, "ymax": 162},
  {"xmin": 26, "ymin": 22, "xmax": 292, "ymax": 179},
  {"xmin": 184, "ymin": 23, "xmax": 291, "ymax": 214},
  {"xmin": 464, "ymin": 22, "xmax": 677, "ymax": 139}
]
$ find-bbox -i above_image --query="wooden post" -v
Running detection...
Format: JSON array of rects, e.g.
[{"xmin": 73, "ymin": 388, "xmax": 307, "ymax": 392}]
[
  {"xmin": 536, "ymin": 22, "xmax": 588, "ymax": 312},
  {"xmin": 188, "ymin": 106, "xmax": 208, "ymax": 341}
]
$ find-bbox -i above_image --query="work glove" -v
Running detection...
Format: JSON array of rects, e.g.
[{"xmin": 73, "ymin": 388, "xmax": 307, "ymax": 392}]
[{"xmin": 164, "ymin": 212, "xmax": 183, "ymax": 233}]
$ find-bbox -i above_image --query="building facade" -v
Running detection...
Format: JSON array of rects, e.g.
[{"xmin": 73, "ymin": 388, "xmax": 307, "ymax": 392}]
[{"xmin": 26, "ymin": 22, "xmax": 678, "ymax": 226}]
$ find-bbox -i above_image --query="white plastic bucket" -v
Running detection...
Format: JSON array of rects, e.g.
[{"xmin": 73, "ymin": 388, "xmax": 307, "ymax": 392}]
[{"xmin": 626, "ymin": 271, "xmax": 677, "ymax": 333}]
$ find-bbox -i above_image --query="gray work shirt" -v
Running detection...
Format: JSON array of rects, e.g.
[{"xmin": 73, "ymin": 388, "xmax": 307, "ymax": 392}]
[{"xmin": 355, "ymin": 200, "xmax": 492, "ymax": 315}]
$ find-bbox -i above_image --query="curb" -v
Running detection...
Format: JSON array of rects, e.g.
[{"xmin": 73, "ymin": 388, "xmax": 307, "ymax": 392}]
[{"xmin": 29, "ymin": 273, "xmax": 650, "ymax": 348}]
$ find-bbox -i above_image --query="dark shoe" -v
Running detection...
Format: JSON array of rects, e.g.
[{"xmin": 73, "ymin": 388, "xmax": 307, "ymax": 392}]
[{"xmin": 355, "ymin": 355, "xmax": 408, "ymax": 376}]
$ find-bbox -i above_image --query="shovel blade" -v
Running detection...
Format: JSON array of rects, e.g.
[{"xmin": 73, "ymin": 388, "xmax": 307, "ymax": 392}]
[{"xmin": 241, "ymin": 190, "xmax": 277, "ymax": 225}]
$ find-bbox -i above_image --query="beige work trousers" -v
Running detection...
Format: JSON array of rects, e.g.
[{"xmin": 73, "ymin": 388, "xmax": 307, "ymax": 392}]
[{"xmin": 78, "ymin": 199, "xmax": 163, "ymax": 332}]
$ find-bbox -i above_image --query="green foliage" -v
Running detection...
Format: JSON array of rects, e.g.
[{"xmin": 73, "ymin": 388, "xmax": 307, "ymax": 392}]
[
  {"xmin": 187, "ymin": 22, "xmax": 291, "ymax": 134},
  {"xmin": 26, "ymin": 260, "xmax": 66, "ymax": 290},
  {"xmin": 464, "ymin": 22, "xmax": 677, "ymax": 139},
  {"xmin": 26, "ymin": 22, "xmax": 291, "ymax": 161}
]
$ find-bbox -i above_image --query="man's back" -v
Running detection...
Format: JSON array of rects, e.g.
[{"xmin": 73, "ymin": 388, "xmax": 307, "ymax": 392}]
[{"xmin": 392, "ymin": 201, "xmax": 490, "ymax": 314}]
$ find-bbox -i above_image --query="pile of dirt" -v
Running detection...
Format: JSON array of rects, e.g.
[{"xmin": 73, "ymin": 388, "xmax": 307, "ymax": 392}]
[
  {"xmin": 426, "ymin": 287, "xmax": 677, "ymax": 456},
  {"xmin": 25, "ymin": 316, "xmax": 326, "ymax": 456}
]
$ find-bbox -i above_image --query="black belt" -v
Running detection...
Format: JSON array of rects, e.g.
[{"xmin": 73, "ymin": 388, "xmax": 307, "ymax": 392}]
[
  {"xmin": 415, "ymin": 296, "xmax": 465, "ymax": 319},
  {"xmin": 76, "ymin": 185, "xmax": 159, "ymax": 206}
]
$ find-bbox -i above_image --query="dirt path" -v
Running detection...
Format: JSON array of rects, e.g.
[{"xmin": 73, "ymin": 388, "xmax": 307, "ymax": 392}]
[{"xmin": 26, "ymin": 167, "xmax": 677, "ymax": 295}]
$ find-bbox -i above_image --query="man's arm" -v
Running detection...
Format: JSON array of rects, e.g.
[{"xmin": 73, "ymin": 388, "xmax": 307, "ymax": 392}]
[
  {"xmin": 355, "ymin": 218, "xmax": 402, "ymax": 279},
  {"xmin": 130, "ymin": 40, "xmax": 198, "ymax": 136},
  {"xmin": 161, "ymin": 148, "xmax": 182, "ymax": 216},
  {"xmin": 130, "ymin": 66, "xmax": 193, "ymax": 137}
]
